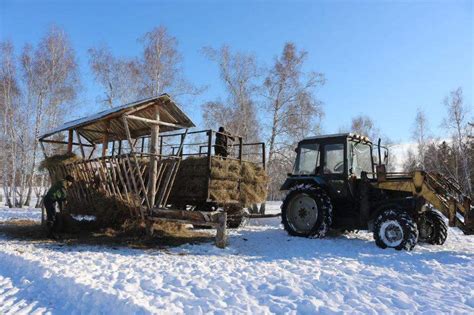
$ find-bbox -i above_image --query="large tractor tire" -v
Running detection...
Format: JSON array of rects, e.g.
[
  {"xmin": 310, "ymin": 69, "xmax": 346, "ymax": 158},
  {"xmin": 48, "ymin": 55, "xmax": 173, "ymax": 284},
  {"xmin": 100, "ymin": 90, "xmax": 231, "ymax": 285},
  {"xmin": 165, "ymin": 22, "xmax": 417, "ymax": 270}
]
[
  {"xmin": 418, "ymin": 209, "xmax": 448, "ymax": 245},
  {"xmin": 281, "ymin": 185, "xmax": 333, "ymax": 238},
  {"xmin": 374, "ymin": 209, "xmax": 418, "ymax": 251}
]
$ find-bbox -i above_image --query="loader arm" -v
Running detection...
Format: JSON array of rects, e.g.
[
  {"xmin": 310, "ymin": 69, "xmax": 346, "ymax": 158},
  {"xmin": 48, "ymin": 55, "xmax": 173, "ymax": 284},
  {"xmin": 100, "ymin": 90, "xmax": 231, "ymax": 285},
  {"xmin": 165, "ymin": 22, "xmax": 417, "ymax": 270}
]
[{"xmin": 375, "ymin": 171, "xmax": 474, "ymax": 235}]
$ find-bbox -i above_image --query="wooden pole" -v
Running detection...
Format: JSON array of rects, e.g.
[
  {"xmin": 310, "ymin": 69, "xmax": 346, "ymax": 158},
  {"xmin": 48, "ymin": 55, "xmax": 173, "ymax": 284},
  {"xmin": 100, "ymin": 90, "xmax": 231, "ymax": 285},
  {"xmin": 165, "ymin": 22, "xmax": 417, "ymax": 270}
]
[
  {"xmin": 216, "ymin": 212, "xmax": 228, "ymax": 248},
  {"xmin": 122, "ymin": 116, "xmax": 135, "ymax": 152},
  {"xmin": 39, "ymin": 141, "xmax": 48, "ymax": 158},
  {"xmin": 75, "ymin": 130, "xmax": 86, "ymax": 159},
  {"xmin": 148, "ymin": 105, "xmax": 160, "ymax": 208},
  {"xmin": 101, "ymin": 120, "xmax": 110, "ymax": 157},
  {"xmin": 125, "ymin": 114, "xmax": 186, "ymax": 129},
  {"xmin": 67, "ymin": 129, "xmax": 74, "ymax": 153}
]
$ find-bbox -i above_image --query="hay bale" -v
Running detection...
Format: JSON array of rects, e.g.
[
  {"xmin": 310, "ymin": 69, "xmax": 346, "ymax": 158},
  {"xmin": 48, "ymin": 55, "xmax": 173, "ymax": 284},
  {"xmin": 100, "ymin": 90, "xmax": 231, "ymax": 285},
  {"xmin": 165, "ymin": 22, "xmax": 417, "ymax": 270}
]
[
  {"xmin": 209, "ymin": 189, "xmax": 239, "ymax": 203},
  {"xmin": 210, "ymin": 158, "xmax": 241, "ymax": 180},
  {"xmin": 169, "ymin": 156, "xmax": 268, "ymax": 206},
  {"xmin": 209, "ymin": 179, "xmax": 238, "ymax": 190}
]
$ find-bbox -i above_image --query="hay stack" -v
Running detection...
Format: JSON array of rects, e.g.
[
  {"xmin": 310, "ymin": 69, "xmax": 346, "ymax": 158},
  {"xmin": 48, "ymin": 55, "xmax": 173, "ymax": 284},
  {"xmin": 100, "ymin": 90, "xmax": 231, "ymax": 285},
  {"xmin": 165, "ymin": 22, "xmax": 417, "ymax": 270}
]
[
  {"xmin": 169, "ymin": 156, "xmax": 268, "ymax": 206},
  {"xmin": 40, "ymin": 153, "xmax": 82, "ymax": 183}
]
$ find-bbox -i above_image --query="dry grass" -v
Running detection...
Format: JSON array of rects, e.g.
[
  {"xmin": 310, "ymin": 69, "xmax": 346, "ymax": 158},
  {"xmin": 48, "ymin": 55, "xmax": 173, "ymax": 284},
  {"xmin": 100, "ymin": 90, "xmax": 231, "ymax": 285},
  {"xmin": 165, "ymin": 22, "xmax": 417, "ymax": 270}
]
[
  {"xmin": 169, "ymin": 156, "xmax": 268, "ymax": 206},
  {"xmin": 0, "ymin": 219, "xmax": 212, "ymax": 248},
  {"xmin": 39, "ymin": 152, "xmax": 82, "ymax": 171}
]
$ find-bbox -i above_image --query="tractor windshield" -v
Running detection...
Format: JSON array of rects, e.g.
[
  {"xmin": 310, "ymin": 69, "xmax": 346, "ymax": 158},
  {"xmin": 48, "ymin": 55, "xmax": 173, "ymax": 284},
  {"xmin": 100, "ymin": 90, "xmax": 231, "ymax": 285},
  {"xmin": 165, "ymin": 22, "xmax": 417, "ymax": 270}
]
[
  {"xmin": 349, "ymin": 142, "xmax": 373, "ymax": 177},
  {"xmin": 294, "ymin": 143, "xmax": 320, "ymax": 175}
]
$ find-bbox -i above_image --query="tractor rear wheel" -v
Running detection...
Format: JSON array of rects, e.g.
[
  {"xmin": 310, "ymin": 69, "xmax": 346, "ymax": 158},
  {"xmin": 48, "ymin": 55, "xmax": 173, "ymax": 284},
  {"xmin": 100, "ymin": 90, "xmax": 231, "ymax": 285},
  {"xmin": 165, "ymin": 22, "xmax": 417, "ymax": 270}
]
[
  {"xmin": 281, "ymin": 185, "xmax": 332, "ymax": 238},
  {"xmin": 418, "ymin": 209, "xmax": 448, "ymax": 245},
  {"xmin": 374, "ymin": 209, "xmax": 418, "ymax": 250}
]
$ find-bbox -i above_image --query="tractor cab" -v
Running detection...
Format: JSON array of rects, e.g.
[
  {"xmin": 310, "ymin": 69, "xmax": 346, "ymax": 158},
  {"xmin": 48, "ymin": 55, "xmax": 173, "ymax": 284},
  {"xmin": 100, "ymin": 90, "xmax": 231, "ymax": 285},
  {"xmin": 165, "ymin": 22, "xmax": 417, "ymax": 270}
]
[
  {"xmin": 282, "ymin": 133, "xmax": 387, "ymax": 190},
  {"xmin": 281, "ymin": 133, "xmax": 389, "ymax": 229}
]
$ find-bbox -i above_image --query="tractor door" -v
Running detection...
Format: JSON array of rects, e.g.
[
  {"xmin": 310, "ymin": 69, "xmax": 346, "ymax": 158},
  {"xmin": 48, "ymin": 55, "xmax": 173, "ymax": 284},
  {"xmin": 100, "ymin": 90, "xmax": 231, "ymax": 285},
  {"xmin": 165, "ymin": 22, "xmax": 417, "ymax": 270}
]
[
  {"xmin": 321, "ymin": 140, "xmax": 365, "ymax": 229},
  {"xmin": 321, "ymin": 142, "xmax": 349, "ymax": 199}
]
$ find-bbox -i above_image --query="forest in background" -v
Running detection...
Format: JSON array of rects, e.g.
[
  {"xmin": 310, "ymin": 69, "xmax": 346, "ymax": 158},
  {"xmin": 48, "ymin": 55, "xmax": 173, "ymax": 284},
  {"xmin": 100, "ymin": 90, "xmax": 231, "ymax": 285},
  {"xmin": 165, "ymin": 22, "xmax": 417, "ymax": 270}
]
[{"xmin": 1, "ymin": 25, "xmax": 472, "ymax": 206}]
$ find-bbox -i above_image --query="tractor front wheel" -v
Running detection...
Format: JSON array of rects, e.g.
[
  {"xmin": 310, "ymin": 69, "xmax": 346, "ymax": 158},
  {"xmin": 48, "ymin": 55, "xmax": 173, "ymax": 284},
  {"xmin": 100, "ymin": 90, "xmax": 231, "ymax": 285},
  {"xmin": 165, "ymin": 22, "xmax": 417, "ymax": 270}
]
[
  {"xmin": 281, "ymin": 185, "xmax": 332, "ymax": 238},
  {"xmin": 374, "ymin": 209, "xmax": 418, "ymax": 250},
  {"xmin": 418, "ymin": 209, "xmax": 448, "ymax": 245}
]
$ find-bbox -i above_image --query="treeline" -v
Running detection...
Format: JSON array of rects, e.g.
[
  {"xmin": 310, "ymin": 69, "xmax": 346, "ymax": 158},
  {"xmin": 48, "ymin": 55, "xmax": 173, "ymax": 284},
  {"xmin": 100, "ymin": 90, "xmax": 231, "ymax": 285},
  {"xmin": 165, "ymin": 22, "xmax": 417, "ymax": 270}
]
[
  {"xmin": 0, "ymin": 26, "xmax": 79, "ymax": 207},
  {"xmin": 1, "ymin": 25, "xmax": 472, "ymax": 207},
  {"xmin": 404, "ymin": 88, "xmax": 473, "ymax": 197}
]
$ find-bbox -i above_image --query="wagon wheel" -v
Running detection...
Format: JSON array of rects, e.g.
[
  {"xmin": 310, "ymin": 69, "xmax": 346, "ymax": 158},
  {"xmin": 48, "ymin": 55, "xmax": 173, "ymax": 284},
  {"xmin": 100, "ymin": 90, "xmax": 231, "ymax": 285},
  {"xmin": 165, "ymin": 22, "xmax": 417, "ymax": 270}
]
[{"xmin": 223, "ymin": 204, "xmax": 249, "ymax": 229}]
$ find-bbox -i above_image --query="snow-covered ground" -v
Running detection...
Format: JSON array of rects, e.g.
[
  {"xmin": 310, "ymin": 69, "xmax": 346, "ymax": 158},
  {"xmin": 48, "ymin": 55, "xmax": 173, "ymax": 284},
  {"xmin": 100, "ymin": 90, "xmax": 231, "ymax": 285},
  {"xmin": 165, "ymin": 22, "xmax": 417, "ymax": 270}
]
[
  {"xmin": 0, "ymin": 208, "xmax": 42, "ymax": 222},
  {"xmin": 0, "ymin": 203, "xmax": 473, "ymax": 314}
]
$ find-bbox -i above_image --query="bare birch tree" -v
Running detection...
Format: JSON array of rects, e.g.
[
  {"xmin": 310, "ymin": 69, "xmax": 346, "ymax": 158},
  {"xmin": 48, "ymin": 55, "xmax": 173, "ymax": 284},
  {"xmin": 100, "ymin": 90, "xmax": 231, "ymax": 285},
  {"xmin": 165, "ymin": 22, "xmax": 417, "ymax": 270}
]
[
  {"xmin": 202, "ymin": 45, "xmax": 261, "ymax": 142},
  {"xmin": 262, "ymin": 43, "xmax": 325, "ymax": 199},
  {"xmin": 0, "ymin": 41, "xmax": 21, "ymax": 206},
  {"xmin": 441, "ymin": 87, "xmax": 471, "ymax": 194},
  {"xmin": 22, "ymin": 26, "xmax": 80, "ymax": 205},
  {"xmin": 348, "ymin": 115, "xmax": 380, "ymax": 140},
  {"xmin": 88, "ymin": 45, "xmax": 141, "ymax": 107},
  {"xmin": 412, "ymin": 108, "xmax": 429, "ymax": 169},
  {"xmin": 89, "ymin": 26, "xmax": 200, "ymax": 108}
]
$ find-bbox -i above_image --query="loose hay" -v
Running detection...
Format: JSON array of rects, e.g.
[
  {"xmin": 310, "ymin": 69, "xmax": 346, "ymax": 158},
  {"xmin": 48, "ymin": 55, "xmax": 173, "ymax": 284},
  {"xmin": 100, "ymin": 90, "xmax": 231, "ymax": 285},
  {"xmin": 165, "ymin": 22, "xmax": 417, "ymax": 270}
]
[
  {"xmin": 39, "ymin": 152, "xmax": 82, "ymax": 171},
  {"xmin": 66, "ymin": 189, "xmax": 140, "ymax": 228},
  {"xmin": 169, "ymin": 156, "xmax": 268, "ymax": 206}
]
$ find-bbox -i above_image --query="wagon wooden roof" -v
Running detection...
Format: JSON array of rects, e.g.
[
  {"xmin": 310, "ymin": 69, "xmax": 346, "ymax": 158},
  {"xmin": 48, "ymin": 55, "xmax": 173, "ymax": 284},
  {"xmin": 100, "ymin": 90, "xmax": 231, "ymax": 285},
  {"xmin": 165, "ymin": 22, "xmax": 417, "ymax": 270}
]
[{"xmin": 39, "ymin": 94, "xmax": 195, "ymax": 144}]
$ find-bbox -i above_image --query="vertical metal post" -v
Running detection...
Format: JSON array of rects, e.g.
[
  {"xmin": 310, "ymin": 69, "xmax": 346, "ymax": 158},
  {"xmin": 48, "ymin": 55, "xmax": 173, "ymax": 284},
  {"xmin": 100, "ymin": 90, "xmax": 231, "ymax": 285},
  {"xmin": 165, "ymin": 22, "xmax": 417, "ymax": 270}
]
[
  {"xmin": 262, "ymin": 143, "xmax": 266, "ymax": 170},
  {"xmin": 180, "ymin": 134, "xmax": 185, "ymax": 157},
  {"xmin": 206, "ymin": 130, "xmax": 212, "ymax": 200}
]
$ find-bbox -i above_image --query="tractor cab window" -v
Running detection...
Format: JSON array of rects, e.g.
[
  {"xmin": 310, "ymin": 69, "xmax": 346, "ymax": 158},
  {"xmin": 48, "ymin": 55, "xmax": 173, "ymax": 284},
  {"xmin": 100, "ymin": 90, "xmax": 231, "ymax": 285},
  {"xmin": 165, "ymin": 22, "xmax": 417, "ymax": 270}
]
[
  {"xmin": 323, "ymin": 144, "xmax": 344, "ymax": 174},
  {"xmin": 294, "ymin": 143, "xmax": 320, "ymax": 175},
  {"xmin": 349, "ymin": 142, "xmax": 373, "ymax": 178}
]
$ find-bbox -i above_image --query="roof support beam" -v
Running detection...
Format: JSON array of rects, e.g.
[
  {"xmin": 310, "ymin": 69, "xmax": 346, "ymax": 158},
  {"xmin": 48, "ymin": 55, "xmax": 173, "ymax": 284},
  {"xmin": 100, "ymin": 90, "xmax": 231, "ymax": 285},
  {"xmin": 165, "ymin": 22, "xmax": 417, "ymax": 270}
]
[
  {"xmin": 75, "ymin": 130, "xmax": 86, "ymax": 159},
  {"xmin": 101, "ymin": 120, "xmax": 111, "ymax": 157},
  {"xmin": 79, "ymin": 128, "xmax": 121, "ymax": 137},
  {"xmin": 39, "ymin": 139, "xmax": 94, "ymax": 147},
  {"xmin": 125, "ymin": 114, "xmax": 186, "ymax": 129}
]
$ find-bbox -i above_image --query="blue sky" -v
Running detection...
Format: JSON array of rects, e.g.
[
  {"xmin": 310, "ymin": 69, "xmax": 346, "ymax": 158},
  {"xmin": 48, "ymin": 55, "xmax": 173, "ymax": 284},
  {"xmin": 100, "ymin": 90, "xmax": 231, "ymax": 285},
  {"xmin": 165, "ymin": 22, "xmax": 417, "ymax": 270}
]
[{"xmin": 1, "ymin": 0, "xmax": 472, "ymax": 143}]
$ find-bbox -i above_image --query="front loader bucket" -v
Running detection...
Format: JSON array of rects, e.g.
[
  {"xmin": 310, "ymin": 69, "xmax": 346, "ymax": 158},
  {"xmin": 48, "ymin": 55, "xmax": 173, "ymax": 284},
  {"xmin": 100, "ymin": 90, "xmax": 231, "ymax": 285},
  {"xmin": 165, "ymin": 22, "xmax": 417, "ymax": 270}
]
[
  {"xmin": 376, "ymin": 171, "xmax": 474, "ymax": 235},
  {"xmin": 450, "ymin": 198, "xmax": 474, "ymax": 235},
  {"xmin": 426, "ymin": 173, "xmax": 474, "ymax": 235}
]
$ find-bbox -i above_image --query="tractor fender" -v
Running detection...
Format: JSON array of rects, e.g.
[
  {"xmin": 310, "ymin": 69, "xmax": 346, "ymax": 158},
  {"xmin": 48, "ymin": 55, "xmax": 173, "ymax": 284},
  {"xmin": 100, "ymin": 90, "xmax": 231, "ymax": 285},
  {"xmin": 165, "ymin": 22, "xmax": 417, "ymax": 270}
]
[
  {"xmin": 369, "ymin": 196, "xmax": 420, "ymax": 223},
  {"xmin": 280, "ymin": 176, "xmax": 327, "ymax": 191}
]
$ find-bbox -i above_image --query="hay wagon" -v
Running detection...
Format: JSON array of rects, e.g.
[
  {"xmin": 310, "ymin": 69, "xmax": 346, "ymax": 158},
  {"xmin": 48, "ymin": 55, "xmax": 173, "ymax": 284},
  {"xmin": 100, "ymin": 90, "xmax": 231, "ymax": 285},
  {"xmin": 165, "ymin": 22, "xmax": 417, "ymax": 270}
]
[{"xmin": 39, "ymin": 94, "xmax": 268, "ymax": 247}]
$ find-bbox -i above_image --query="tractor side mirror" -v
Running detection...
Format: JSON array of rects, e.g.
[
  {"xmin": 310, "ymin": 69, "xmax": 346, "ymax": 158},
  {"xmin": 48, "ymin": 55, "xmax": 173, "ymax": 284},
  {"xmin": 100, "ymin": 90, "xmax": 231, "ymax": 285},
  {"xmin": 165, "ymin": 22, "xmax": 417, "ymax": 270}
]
[{"xmin": 384, "ymin": 150, "xmax": 389, "ymax": 165}]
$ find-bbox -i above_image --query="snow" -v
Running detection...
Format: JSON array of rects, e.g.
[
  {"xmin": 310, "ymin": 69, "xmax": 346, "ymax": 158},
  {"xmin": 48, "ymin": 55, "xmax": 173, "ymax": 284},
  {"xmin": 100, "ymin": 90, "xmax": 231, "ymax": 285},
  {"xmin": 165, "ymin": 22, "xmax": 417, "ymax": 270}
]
[
  {"xmin": 0, "ymin": 208, "xmax": 42, "ymax": 222},
  {"xmin": 0, "ymin": 202, "xmax": 473, "ymax": 314}
]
